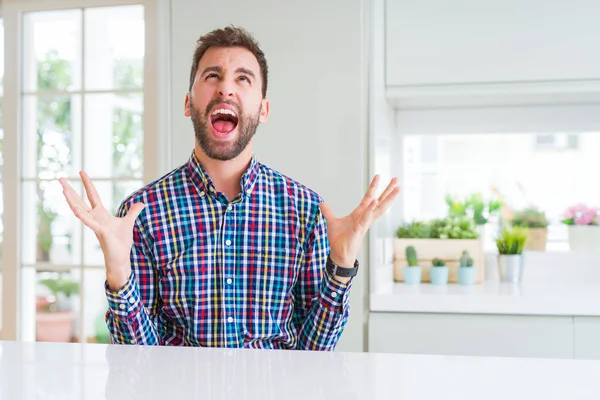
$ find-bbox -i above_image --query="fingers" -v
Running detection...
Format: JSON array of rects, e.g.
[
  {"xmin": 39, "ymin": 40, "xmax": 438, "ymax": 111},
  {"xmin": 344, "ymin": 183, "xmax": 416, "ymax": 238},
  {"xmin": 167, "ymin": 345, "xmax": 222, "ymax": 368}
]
[
  {"xmin": 378, "ymin": 177, "xmax": 399, "ymax": 204},
  {"xmin": 355, "ymin": 175, "xmax": 381, "ymax": 214},
  {"xmin": 374, "ymin": 186, "xmax": 401, "ymax": 219},
  {"xmin": 59, "ymin": 177, "xmax": 92, "ymax": 213},
  {"xmin": 125, "ymin": 203, "xmax": 146, "ymax": 224},
  {"xmin": 80, "ymin": 171, "xmax": 103, "ymax": 208},
  {"xmin": 357, "ymin": 199, "xmax": 379, "ymax": 231},
  {"xmin": 72, "ymin": 205, "xmax": 102, "ymax": 233}
]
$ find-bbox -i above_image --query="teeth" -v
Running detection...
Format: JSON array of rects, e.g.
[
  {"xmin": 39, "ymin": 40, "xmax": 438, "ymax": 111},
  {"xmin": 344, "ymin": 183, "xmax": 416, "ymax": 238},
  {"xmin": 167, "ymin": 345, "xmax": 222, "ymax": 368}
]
[{"xmin": 211, "ymin": 108, "xmax": 237, "ymax": 117}]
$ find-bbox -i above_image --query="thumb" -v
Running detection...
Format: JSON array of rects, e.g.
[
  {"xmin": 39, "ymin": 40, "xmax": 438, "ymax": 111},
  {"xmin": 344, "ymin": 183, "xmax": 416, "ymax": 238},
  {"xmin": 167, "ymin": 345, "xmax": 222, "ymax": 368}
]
[
  {"xmin": 319, "ymin": 202, "xmax": 335, "ymax": 222},
  {"xmin": 125, "ymin": 202, "xmax": 146, "ymax": 223}
]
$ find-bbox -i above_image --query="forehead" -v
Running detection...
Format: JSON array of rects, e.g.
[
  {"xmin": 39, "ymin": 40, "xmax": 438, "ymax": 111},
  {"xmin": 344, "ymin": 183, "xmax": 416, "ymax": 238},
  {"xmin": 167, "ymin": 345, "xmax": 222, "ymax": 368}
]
[{"xmin": 198, "ymin": 46, "xmax": 261, "ymax": 75}]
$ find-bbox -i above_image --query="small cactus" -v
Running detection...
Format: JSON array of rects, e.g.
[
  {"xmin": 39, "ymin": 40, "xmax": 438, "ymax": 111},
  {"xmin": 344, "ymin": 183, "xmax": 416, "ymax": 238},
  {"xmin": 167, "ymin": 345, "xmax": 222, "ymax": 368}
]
[
  {"xmin": 460, "ymin": 250, "xmax": 474, "ymax": 267},
  {"xmin": 431, "ymin": 258, "xmax": 445, "ymax": 267},
  {"xmin": 405, "ymin": 246, "xmax": 418, "ymax": 266}
]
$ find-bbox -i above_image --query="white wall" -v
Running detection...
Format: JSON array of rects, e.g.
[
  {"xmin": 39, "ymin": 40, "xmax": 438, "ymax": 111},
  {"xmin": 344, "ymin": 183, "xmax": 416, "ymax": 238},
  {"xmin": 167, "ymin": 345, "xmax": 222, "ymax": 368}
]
[{"xmin": 169, "ymin": 0, "xmax": 369, "ymax": 351}]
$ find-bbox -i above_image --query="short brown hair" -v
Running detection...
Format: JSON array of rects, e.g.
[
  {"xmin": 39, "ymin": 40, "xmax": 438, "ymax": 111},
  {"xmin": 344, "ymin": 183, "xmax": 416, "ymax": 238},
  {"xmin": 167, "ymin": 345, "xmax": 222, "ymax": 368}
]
[{"xmin": 188, "ymin": 25, "xmax": 269, "ymax": 98}]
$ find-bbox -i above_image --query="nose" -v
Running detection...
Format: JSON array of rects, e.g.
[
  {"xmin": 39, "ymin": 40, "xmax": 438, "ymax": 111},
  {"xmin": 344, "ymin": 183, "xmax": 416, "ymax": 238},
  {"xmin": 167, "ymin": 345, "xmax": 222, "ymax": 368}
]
[{"xmin": 217, "ymin": 78, "xmax": 235, "ymax": 98}]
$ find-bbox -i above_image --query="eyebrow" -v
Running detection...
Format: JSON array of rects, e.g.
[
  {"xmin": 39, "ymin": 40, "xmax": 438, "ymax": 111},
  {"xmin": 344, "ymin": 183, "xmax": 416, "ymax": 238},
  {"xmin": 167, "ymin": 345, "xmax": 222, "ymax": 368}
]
[{"xmin": 200, "ymin": 66, "xmax": 256, "ymax": 80}]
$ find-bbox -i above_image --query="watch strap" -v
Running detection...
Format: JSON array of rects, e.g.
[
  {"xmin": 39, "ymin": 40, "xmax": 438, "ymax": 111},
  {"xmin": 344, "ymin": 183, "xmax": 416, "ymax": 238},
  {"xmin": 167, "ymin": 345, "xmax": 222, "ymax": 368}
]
[{"xmin": 326, "ymin": 255, "xmax": 359, "ymax": 277}]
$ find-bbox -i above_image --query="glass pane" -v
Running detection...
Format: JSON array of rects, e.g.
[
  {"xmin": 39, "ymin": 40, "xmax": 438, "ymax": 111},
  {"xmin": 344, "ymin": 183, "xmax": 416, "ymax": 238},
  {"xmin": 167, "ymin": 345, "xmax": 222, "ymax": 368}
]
[
  {"xmin": 83, "ymin": 268, "xmax": 111, "ymax": 343},
  {"xmin": 84, "ymin": 5, "xmax": 144, "ymax": 90},
  {"xmin": 23, "ymin": 10, "xmax": 82, "ymax": 92},
  {"xmin": 402, "ymin": 133, "xmax": 600, "ymax": 251},
  {"xmin": 84, "ymin": 93, "xmax": 143, "ymax": 178},
  {"xmin": 83, "ymin": 180, "xmax": 143, "ymax": 266},
  {"xmin": 22, "ymin": 95, "xmax": 82, "ymax": 179},
  {"xmin": 20, "ymin": 267, "xmax": 81, "ymax": 343},
  {"xmin": 21, "ymin": 181, "xmax": 83, "ymax": 266}
]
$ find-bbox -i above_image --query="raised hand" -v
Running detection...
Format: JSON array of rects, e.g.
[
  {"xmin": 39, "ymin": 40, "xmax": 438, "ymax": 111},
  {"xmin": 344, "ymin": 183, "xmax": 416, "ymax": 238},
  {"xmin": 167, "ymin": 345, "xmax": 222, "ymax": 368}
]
[
  {"xmin": 318, "ymin": 175, "xmax": 400, "ymax": 282},
  {"xmin": 59, "ymin": 171, "xmax": 145, "ymax": 291}
]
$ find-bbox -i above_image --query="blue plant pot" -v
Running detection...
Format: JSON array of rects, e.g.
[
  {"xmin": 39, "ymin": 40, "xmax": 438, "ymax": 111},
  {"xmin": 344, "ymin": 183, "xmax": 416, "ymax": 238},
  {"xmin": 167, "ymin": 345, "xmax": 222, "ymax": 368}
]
[
  {"xmin": 458, "ymin": 266, "xmax": 477, "ymax": 285},
  {"xmin": 404, "ymin": 266, "xmax": 422, "ymax": 285},
  {"xmin": 430, "ymin": 266, "xmax": 449, "ymax": 285}
]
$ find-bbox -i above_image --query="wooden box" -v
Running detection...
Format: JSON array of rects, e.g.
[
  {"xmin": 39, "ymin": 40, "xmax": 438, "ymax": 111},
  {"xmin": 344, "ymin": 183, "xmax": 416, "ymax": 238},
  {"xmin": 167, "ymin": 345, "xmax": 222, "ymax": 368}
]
[{"xmin": 393, "ymin": 239, "xmax": 485, "ymax": 283}]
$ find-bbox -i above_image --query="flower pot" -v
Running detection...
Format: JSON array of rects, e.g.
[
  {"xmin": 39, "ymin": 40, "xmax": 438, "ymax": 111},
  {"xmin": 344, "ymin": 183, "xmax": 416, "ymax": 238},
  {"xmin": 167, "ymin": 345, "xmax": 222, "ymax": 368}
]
[
  {"xmin": 430, "ymin": 266, "xmax": 449, "ymax": 285},
  {"xmin": 498, "ymin": 255, "xmax": 524, "ymax": 283},
  {"xmin": 524, "ymin": 228, "xmax": 548, "ymax": 251},
  {"xmin": 403, "ymin": 266, "xmax": 422, "ymax": 285},
  {"xmin": 568, "ymin": 225, "xmax": 600, "ymax": 251},
  {"xmin": 36, "ymin": 311, "xmax": 75, "ymax": 342},
  {"xmin": 457, "ymin": 267, "xmax": 477, "ymax": 285}
]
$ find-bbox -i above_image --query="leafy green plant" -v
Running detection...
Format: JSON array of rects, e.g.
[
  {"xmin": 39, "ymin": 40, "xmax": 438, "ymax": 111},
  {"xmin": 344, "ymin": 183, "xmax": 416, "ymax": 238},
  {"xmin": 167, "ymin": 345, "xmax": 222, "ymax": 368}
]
[
  {"xmin": 396, "ymin": 221, "xmax": 431, "ymax": 239},
  {"xmin": 405, "ymin": 246, "xmax": 418, "ymax": 266},
  {"xmin": 430, "ymin": 217, "xmax": 479, "ymax": 239},
  {"xmin": 496, "ymin": 227, "xmax": 528, "ymax": 255},
  {"xmin": 431, "ymin": 258, "xmax": 445, "ymax": 267},
  {"xmin": 459, "ymin": 250, "xmax": 474, "ymax": 267},
  {"xmin": 446, "ymin": 193, "xmax": 502, "ymax": 225},
  {"xmin": 511, "ymin": 207, "xmax": 549, "ymax": 228},
  {"xmin": 38, "ymin": 273, "xmax": 79, "ymax": 312}
]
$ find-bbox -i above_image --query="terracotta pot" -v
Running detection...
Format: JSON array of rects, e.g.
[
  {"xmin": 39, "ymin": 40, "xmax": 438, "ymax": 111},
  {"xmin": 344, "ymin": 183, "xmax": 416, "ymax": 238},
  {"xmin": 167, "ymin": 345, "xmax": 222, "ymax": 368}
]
[{"xmin": 36, "ymin": 311, "xmax": 75, "ymax": 342}]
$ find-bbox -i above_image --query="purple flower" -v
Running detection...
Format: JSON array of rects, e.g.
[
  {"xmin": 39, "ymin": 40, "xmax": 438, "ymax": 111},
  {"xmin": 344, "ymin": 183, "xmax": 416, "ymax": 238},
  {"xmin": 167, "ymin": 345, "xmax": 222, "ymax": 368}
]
[{"xmin": 564, "ymin": 204, "xmax": 600, "ymax": 225}]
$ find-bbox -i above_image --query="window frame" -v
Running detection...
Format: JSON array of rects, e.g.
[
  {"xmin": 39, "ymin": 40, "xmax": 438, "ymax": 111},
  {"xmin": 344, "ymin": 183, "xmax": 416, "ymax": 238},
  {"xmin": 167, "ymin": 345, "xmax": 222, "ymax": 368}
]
[{"xmin": 1, "ymin": 0, "xmax": 171, "ymax": 341}]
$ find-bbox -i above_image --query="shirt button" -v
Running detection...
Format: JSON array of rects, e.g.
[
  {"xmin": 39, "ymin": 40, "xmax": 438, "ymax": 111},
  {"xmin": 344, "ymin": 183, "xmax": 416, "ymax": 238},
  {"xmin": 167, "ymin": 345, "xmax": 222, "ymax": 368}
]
[
  {"xmin": 227, "ymin": 204, "xmax": 233, "ymax": 211},
  {"xmin": 128, "ymin": 297, "xmax": 135, "ymax": 304},
  {"xmin": 119, "ymin": 304, "xmax": 126, "ymax": 310},
  {"xmin": 331, "ymin": 292, "xmax": 338, "ymax": 298},
  {"xmin": 130, "ymin": 340, "xmax": 136, "ymax": 344},
  {"xmin": 199, "ymin": 191, "xmax": 205, "ymax": 197},
  {"xmin": 225, "ymin": 239, "xmax": 232, "ymax": 246},
  {"xmin": 246, "ymin": 189, "xmax": 252, "ymax": 195},
  {"xmin": 226, "ymin": 278, "xmax": 233, "ymax": 285},
  {"xmin": 227, "ymin": 317, "xmax": 234, "ymax": 323}
]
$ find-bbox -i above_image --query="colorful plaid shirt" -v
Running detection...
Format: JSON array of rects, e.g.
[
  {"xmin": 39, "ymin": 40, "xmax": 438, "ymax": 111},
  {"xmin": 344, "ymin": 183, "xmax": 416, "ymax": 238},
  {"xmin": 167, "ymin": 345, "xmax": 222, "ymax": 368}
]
[{"xmin": 104, "ymin": 152, "xmax": 352, "ymax": 350}]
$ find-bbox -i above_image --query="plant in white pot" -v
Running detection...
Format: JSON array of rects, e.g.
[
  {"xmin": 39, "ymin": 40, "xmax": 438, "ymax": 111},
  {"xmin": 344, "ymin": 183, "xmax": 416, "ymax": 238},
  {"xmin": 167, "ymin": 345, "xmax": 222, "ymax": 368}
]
[
  {"xmin": 561, "ymin": 204, "xmax": 600, "ymax": 251},
  {"xmin": 511, "ymin": 207, "xmax": 549, "ymax": 251},
  {"xmin": 430, "ymin": 258, "xmax": 448, "ymax": 285},
  {"xmin": 457, "ymin": 250, "xmax": 476, "ymax": 285},
  {"xmin": 496, "ymin": 227, "xmax": 527, "ymax": 283},
  {"xmin": 36, "ymin": 273, "xmax": 79, "ymax": 342},
  {"xmin": 403, "ymin": 246, "xmax": 422, "ymax": 285}
]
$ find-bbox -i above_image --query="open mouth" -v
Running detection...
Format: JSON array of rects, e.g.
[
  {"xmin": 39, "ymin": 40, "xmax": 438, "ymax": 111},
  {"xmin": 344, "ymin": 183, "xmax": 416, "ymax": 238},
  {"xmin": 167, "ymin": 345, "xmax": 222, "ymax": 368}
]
[{"xmin": 210, "ymin": 107, "xmax": 239, "ymax": 135}]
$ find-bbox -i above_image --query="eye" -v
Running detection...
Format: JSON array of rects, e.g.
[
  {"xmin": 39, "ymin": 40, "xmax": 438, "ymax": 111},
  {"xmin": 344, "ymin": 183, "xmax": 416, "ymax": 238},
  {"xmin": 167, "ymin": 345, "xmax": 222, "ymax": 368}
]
[
  {"xmin": 205, "ymin": 73, "xmax": 219, "ymax": 80},
  {"xmin": 238, "ymin": 76, "xmax": 251, "ymax": 83}
]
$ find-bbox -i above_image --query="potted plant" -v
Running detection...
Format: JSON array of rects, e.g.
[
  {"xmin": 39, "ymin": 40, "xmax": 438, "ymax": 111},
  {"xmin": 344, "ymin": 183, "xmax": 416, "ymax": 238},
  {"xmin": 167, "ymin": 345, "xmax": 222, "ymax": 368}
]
[
  {"xmin": 394, "ymin": 217, "xmax": 484, "ymax": 283},
  {"xmin": 403, "ymin": 246, "xmax": 422, "ymax": 285},
  {"xmin": 561, "ymin": 204, "xmax": 600, "ymax": 251},
  {"xmin": 36, "ymin": 273, "xmax": 79, "ymax": 342},
  {"xmin": 457, "ymin": 250, "xmax": 476, "ymax": 285},
  {"xmin": 430, "ymin": 258, "xmax": 448, "ymax": 285},
  {"xmin": 496, "ymin": 227, "xmax": 527, "ymax": 283},
  {"xmin": 511, "ymin": 207, "xmax": 549, "ymax": 251}
]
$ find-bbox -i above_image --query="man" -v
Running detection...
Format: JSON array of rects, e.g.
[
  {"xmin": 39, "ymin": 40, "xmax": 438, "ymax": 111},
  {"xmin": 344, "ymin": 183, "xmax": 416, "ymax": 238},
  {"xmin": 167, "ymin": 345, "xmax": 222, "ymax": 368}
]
[{"xmin": 60, "ymin": 26, "xmax": 399, "ymax": 350}]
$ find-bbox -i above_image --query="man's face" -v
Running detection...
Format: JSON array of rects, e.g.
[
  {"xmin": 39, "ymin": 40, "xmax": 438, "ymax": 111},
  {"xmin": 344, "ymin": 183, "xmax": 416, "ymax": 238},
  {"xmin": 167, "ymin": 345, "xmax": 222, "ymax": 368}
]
[{"xmin": 185, "ymin": 46, "xmax": 269, "ymax": 161}]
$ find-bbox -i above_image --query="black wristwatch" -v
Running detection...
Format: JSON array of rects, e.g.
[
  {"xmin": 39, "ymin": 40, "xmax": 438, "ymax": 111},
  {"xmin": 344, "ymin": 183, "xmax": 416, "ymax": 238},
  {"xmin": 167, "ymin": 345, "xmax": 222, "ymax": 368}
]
[{"xmin": 326, "ymin": 255, "xmax": 359, "ymax": 278}]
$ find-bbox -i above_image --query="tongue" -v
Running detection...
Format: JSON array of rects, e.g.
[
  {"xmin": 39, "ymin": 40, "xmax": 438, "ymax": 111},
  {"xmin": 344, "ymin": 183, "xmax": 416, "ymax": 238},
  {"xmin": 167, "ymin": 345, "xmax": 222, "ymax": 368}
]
[{"xmin": 213, "ymin": 120, "xmax": 236, "ymax": 133}]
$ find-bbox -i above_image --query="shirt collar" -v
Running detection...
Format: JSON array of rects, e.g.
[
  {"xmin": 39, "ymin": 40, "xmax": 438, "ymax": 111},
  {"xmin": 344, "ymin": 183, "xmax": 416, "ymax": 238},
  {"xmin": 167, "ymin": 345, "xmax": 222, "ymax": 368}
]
[{"xmin": 187, "ymin": 151, "xmax": 260, "ymax": 199}]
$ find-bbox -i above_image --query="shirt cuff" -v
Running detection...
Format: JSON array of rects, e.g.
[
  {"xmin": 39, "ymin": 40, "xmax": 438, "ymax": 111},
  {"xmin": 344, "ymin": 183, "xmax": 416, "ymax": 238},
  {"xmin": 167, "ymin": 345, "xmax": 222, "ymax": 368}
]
[
  {"xmin": 105, "ymin": 272, "xmax": 142, "ymax": 322},
  {"xmin": 319, "ymin": 270, "xmax": 353, "ymax": 313}
]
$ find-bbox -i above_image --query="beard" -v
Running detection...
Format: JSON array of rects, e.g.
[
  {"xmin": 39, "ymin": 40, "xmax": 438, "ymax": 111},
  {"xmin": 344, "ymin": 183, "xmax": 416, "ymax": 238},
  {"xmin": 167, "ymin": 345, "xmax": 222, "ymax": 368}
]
[{"xmin": 190, "ymin": 97, "xmax": 261, "ymax": 161}]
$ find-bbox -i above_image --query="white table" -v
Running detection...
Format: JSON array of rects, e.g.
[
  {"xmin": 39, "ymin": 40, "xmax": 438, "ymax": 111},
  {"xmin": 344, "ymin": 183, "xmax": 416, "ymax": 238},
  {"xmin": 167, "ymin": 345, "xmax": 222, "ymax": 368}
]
[{"xmin": 1, "ymin": 340, "xmax": 599, "ymax": 399}]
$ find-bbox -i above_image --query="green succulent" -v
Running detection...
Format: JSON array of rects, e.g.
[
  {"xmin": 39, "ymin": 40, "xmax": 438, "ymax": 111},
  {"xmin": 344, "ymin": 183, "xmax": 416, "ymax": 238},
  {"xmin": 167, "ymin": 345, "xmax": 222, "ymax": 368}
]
[
  {"xmin": 431, "ymin": 258, "xmax": 445, "ymax": 267},
  {"xmin": 459, "ymin": 250, "xmax": 474, "ymax": 267},
  {"xmin": 396, "ymin": 221, "xmax": 431, "ymax": 239},
  {"xmin": 430, "ymin": 217, "xmax": 479, "ymax": 239},
  {"xmin": 405, "ymin": 246, "xmax": 418, "ymax": 266}
]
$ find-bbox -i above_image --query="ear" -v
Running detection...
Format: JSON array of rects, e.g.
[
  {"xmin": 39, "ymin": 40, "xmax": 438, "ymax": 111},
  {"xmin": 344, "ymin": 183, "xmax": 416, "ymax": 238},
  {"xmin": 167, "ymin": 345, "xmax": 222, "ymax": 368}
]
[
  {"xmin": 184, "ymin": 92, "xmax": 192, "ymax": 117},
  {"xmin": 259, "ymin": 99, "xmax": 270, "ymax": 124}
]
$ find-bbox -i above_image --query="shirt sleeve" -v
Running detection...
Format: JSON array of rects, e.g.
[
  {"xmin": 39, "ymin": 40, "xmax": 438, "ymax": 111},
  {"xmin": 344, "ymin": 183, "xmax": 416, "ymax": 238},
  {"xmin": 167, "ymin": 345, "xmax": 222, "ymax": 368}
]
[
  {"xmin": 104, "ymin": 201, "xmax": 161, "ymax": 345},
  {"xmin": 293, "ymin": 208, "xmax": 353, "ymax": 351}
]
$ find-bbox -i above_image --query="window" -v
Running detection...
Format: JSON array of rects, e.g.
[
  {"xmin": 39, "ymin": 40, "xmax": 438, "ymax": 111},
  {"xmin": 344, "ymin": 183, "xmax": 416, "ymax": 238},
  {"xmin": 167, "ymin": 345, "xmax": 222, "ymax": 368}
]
[
  {"xmin": 0, "ymin": 17, "xmax": 4, "ymax": 332},
  {"xmin": 1, "ymin": 0, "xmax": 165, "ymax": 343},
  {"xmin": 402, "ymin": 132, "xmax": 600, "ymax": 251}
]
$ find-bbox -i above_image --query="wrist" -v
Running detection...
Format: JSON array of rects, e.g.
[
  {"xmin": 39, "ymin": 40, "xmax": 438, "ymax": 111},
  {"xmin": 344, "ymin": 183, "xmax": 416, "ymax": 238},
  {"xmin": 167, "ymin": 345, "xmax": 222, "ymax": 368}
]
[{"xmin": 106, "ymin": 265, "xmax": 131, "ymax": 292}]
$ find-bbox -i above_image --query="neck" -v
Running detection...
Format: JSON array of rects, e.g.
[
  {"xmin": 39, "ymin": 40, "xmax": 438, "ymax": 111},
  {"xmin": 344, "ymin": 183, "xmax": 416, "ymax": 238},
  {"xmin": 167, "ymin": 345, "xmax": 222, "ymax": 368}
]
[{"xmin": 194, "ymin": 143, "xmax": 253, "ymax": 201}]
